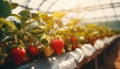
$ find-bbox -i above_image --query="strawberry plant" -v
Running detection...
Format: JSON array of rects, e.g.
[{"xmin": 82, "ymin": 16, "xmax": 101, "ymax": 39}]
[{"xmin": 0, "ymin": 0, "xmax": 119, "ymax": 66}]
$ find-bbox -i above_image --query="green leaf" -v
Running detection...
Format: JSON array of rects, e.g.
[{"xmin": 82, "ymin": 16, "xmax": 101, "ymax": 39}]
[
  {"xmin": 21, "ymin": 22, "xmax": 32, "ymax": 29},
  {"xmin": 40, "ymin": 13, "xmax": 49, "ymax": 21},
  {"xmin": 11, "ymin": 3, "xmax": 18, "ymax": 10},
  {"xmin": 0, "ymin": 1, "xmax": 12, "ymax": 18},
  {"xmin": 12, "ymin": 20, "xmax": 21, "ymax": 30},
  {"xmin": 41, "ymin": 38, "xmax": 49, "ymax": 46},
  {"xmin": 40, "ymin": 13, "xmax": 55, "ymax": 32},
  {"xmin": 0, "ymin": 23, "xmax": 3, "ymax": 28},
  {"xmin": 0, "ymin": 0, "xmax": 3, "ymax": 3},
  {"xmin": 1, "ymin": 36, "xmax": 13, "ymax": 42},
  {"xmin": 0, "ymin": 18, "xmax": 17, "ymax": 30},
  {"xmin": 31, "ymin": 29, "xmax": 43, "ymax": 34},
  {"xmin": 31, "ymin": 13, "xmax": 40, "ymax": 20},
  {"xmin": 85, "ymin": 23, "xmax": 98, "ymax": 29},
  {"xmin": 44, "ymin": 17, "xmax": 55, "ymax": 32},
  {"xmin": 19, "ymin": 10, "xmax": 30, "ymax": 19},
  {"xmin": 52, "ymin": 11, "xmax": 67, "ymax": 19},
  {"xmin": 40, "ymin": 34, "xmax": 51, "ymax": 46},
  {"xmin": 54, "ymin": 19, "xmax": 63, "ymax": 28},
  {"xmin": 10, "ymin": 14, "xmax": 21, "ymax": 20},
  {"xmin": 66, "ymin": 19, "xmax": 80, "ymax": 27}
]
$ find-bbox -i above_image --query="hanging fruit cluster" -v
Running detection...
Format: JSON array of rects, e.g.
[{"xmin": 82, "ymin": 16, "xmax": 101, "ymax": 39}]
[{"xmin": 0, "ymin": 0, "xmax": 120, "ymax": 65}]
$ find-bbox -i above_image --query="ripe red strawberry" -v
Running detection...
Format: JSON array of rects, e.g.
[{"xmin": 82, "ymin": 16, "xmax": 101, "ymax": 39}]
[
  {"xmin": 91, "ymin": 41, "xmax": 95, "ymax": 46},
  {"xmin": 70, "ymin": 37, "xmax": 77, "ymax": 43},
  {"xmin": 28, "ymin": 46, "xmax": 39, "ymax": 57},
  {"xmin": 10, "ymin": 47, "xmax": 26, "ymax": 65},
  {"xmin": 87, "ymin": 37, "xmax": 96, "ymax": 46},
  {"xmin": 51, "ymin": 38, "xmax": 64, "ymax": 55},
  {"xmin": 107, "ymin": 34, "xmax": 113, "ymax": 37},
  {"xmin": 87, "ymin": 37, "xmax": 92, "ymax": 41},
  {"xmin": 101, "ymin": 34, "xmax": 105, "ymax": 39},
  {"xmin": 72, "ymin": 44, "xmax": 78, "ymax": 50},
  {"xmin": 23, "ymin": 55, "xmax": 30, "ymax": 62}
]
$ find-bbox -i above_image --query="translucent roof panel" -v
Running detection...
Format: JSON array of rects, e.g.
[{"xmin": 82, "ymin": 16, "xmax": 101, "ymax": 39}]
[
  {"xmin": 11, "ymin": 6, "xmax": 25, "ymax": 14},
  {"xmin": 113, "ymin": 0, "xmax": 120, "ymax": 3},
  {"xmin": 10, "ymin": 0, "xmax": 120, "ymax": 23},
  {"xmin": 28, "ymin": 0, "xmax": 43, "ymax": 9},
  {"xmin": 77, "ymin": 0, "xmax": 99, "ymax": 7},
  {"xmin": 39, "ymin": 1, "xmax": 52, "ymax": 11},
  {"xmin": 11, "ymin": 0, "xmax": 28, "ymax": 6},
  {"xmin": 103, "ymin": 8, "xmax": 114, "ymax": 17},
  {"xmin": 98, "ymin": 0, "xmax": 112, "ymax": 4},
  {"xmin": 115, "ymin": 7, "xmax": 120, "ymax": 15},
  {"xmin": 82, "ymin": 10, "xmax": 104, "ymax": 19}
]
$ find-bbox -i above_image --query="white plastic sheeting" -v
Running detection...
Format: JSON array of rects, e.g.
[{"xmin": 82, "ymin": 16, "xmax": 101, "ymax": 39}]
[{"xmin": 15, "ymin": 35, "xmax": 119, "ymax": 69}]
